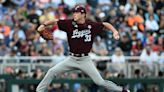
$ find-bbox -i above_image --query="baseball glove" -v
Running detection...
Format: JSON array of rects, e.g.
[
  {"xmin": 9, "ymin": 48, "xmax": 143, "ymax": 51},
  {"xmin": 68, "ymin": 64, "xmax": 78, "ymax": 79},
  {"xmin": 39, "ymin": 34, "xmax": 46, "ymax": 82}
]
[{"xmin": 37, "ymin": 29, "xmax": 53, "ymax": 40}]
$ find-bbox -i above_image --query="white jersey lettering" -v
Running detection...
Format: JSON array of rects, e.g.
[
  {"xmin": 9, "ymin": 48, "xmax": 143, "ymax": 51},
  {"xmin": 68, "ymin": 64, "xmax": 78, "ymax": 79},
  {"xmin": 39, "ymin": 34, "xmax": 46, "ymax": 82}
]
[{"xmin": 71, "ymin": 29, "xmax": 91, "ymax": 42}]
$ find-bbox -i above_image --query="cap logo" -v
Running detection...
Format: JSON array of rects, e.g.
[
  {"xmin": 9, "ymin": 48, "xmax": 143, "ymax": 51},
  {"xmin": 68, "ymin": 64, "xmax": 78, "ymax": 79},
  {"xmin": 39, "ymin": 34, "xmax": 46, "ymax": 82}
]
[
  {"xmin": 75, "ymin": 6, "xmax": 80, "ymax": 10},
  {"xmin": 88, "ymin": 25, "xmax": 91, "ymax": 29}
]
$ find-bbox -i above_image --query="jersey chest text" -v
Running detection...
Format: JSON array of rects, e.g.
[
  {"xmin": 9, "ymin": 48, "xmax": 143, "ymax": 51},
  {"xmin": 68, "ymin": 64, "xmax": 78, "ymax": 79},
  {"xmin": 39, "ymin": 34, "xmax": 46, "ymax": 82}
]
[{"xmin": 71, "ymin": 29, "xmax": 92, "ymax": 42}]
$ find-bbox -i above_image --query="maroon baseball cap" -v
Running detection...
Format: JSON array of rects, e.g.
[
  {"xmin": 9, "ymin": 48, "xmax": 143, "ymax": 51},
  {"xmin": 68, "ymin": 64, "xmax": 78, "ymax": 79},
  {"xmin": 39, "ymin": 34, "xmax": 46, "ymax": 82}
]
[{"xmin": 72, "ymin": 5, "xmax": 86, "ymax": 14}]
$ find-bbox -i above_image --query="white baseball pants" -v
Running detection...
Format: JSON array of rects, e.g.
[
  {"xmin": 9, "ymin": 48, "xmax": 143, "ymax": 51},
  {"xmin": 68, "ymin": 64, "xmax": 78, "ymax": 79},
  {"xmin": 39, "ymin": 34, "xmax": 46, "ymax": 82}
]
[{"xmin": 36, "ymin": 56, "xmax": 123, "ymax": 92}]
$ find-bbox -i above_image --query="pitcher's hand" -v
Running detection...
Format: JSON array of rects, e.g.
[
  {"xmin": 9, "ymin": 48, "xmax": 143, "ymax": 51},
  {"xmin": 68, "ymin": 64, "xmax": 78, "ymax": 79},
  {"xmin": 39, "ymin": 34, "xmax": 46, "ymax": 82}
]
[
  {"xmin": 113, "ymin": 31, "xmax": 120, "ymax": 40},
  {"xmin": 37, "ymin": 24, "xmax": 46, "ymax": 32},
  {"xmin": 37, "ymin": 24, "xmax": 53, "ymax": 40}
]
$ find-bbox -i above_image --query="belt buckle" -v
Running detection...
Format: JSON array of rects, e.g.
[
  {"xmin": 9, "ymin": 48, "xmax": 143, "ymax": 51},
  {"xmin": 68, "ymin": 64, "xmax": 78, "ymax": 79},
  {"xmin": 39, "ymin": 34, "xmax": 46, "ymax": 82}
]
[
  {"xmin": 75, "ymin": 54, "xmax": 79, "ymax": 57},
  {"xmin": 81, "ymin": 53, "xmax": 84, "ymax": 57},
  {"xmin": 70, "ymin": 52, "xmax": 86, "ymax": 57},
  {"xmin": 71, "ymin": 53, "xmax": 74, "ymax": 56}
]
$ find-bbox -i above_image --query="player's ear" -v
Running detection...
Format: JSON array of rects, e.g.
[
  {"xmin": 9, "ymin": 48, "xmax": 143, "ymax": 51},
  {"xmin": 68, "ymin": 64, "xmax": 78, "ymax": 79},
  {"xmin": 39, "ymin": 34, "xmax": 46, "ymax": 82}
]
[
  {"xmin": 85, "ymin": 13, "xmax": 86, "ymax": 18},
  {"xmin": 82, "ymin": 13, "xmax": 86, "ymax": 18}
]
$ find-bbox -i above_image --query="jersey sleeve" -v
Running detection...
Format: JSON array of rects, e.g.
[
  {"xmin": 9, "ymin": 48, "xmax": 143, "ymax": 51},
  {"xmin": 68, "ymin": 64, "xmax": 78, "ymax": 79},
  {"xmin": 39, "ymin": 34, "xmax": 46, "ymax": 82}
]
[
  {"xmin": 57, "ymin": 19, "xmax": 70, "ymax": 32},
  {"xmin": 94, "ymin": 22, "xmax": 104, "ymax": 33}
]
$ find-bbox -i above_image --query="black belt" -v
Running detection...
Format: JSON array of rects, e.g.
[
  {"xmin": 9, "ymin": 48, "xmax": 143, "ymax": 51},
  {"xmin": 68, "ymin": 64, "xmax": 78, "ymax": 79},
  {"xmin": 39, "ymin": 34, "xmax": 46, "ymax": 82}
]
[{"xmin": 69, "ymin": 52, "xmax": 88, "ymax": 57}]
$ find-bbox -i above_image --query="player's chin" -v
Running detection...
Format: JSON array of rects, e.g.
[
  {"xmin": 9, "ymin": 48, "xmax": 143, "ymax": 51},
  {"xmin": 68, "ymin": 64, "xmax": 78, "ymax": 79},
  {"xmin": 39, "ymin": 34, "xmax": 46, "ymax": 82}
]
[
  {"xmin": 73, "ymin": 18, "xmax": 78, "ymax": 21},
  {"xmin": 114, "ymin": 37, "xmax": 119, "ymax": 40}
]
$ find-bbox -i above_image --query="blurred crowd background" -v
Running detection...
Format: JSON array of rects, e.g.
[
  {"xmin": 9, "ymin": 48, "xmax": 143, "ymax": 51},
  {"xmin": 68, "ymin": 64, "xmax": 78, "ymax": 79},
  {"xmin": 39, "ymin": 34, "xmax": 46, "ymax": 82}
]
[
  {"xmin": 0, "ymin": 0, "xmax": 164, "ymax": 60},
  {"xmin": 0, "ymin": 0, "xmax": 164, "ymax": 92}
]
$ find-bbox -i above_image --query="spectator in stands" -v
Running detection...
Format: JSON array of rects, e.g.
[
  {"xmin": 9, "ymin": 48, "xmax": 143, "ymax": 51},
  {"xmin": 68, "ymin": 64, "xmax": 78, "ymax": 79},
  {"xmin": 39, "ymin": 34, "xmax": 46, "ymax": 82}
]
[
  {"xmin": 94, "ymin": 9, "xmax": 106, "ymax": 22},
  {"xmin": 56, "ymin": 5, "xmax": 68, "ymax": 20},
  {"xmin": 76, "ymin": 0, "xmax": 87, "ymax": 5},
  {"xmin": 10, "ymin": 0, "xmax": 26, "ymax": 7},
  {"xmin": 33, "ymin": 68, "xmax": 44, "ymax": 79},
  {"xmin": 111, "ymin": 47, "xmax": 125, "ymax": 63},
  {"xmin": 35, "ymin": 0, "xmax": 50, "ymax": 9},
  {"xmin": 4, "ymin": 68, "xmax": 15, "ymax": 85},
  {"xmin": 9, "ymin": 30, "xmax": 21, "ymax": 49},
  {"xmin": 28, "ymin": 45, "xmax": 39, "ymax": 56},
  {"xmin": 18, "ymin": 5, "xmax": 28, "ymax": 17},
  {"xmin": 140, "ymin": 45, "xmax": 158, "ymax": 64},
  {"xmin": 2, "ymin": 11, "xmax": 14, "ymax": 28},
  {"xmin": 92, "ymin": 36, "xmax": 108, "ymax": 56},
  {"xmin": 58, "ymin": 0, "xmax": 71, "ymax": 15},
  {"xmin": 27, "ymin": 0, "xmax": 36, "ymax": 10},
  {"xmin": 16, "ymin": 69, "xmax": 27, "ymax": 92},
  {"xmin": 9, "ymin": 25, "xmax": 26, "ymax": 41},
  {"xmin": 4, "ymin": 66, "xmax": 14, "ymax": 74},
  {"xmin": 159, "ymin": 11, "xmax": 164, "ymax": 30},
  {"xmin": 154, "ymin": 0, "xmax": 163, "ymax": 11},
  {"xmin": 32, "ymin": 33, "xmax": 47, "ymax": 56},
  {"xmin": 0, "ymin": 33, "xmax": 9, "ymax": 56},
  {"xmin": 29, "ymin": 68, "xmax": 44, "ymax": 92},
  {"xmin": 145, "ymin": 6, "xmax": 159, "ymax": 22},
  {"xmin": 127, "ymin": 9, "xmax": 144, "ymax": 31},
  {"xmin": 24, "ymin": 23, "xmax": 37, "ymax": 41},
  {"xmin": 0, "ymin": 0, "xmax": 6, "ymax": 21},
  {"xmin": 97, "ymin": 0, "xmax": 111, "ymax": 14},
  {"xmin": 16, "ymin": 69, "xmax": 26, "ymax": 79},
  {"xmin": 157, "ymin": 36, "xmax": 164, "ymax": 50},
  {"xmin": 0, "ymin": 22, "xmax": 10, "ymax": 45},
  {"xmin": 27, "ymin": 8, "xmax": 40, "ymax": 25},
  {"xmin": 19, "ymin": 39, "xmax": 29, "ymax": 56},
  {"xmin": 139, "ymin": 44, "xmax": 159, "ymax": 76},
  {"xmin": 118, "ymin": 32, "xmax": 132, "ymax": 56},
  {"xmin": 105, "ymin": 9, "xmax": 118, "ymax": 27},
  {"xmin": 130, "ymin": 27, "xmax": 144, "ymax": 43},
  {"xmin": 145, "ymin": 15, "xmax": 159, "ymax": 31},
  {"xmin": 124, "ymin": 0, "xmax": 137, "ymax": 14},
  {"xmin": 39, "ymin": 8, "xmax": 55, "ymax": 24},
  {"xmin": 118, "ymin": 0, "xmax": 127, "ymax": 5},
  {"xmin": 40, "ymin": 46, "xmax": 52, "ymax": 56},
  {"xmin": 53, "ymin": 28, "xmax": 68, "ymax": 55},
  {"xmin": 159, "ymin": 52, "xmax": 164, "ymax": 64},
  {"xmin": 52, "ymin": 38, "xmax": 62, "ymax": 53},
  {"xmin": 131, "ymin": 37, "xmax": 144, "ymax": 56},
  {"xmin": 70, "ymin": 73, "xmax": 82, "ymax": 92},
  {"xmin": 12, "ymin": 8, "xmax": 26, "ymax": 25},
  {"xmin": 53, "ymin": 45, "xmax": 66, "ymax": 64},
  {"xmin": 133, "ymin": 69, "xmax": 145, "ymax": 92},
  {"xmin": 53, "ymin": 29, "xmax": 67, "ymax": 43},
  {"xmin": 4, "ymin": 47, "xmax": 19, "ymax": 63},
  {"xmin": 136, "ymin": 39, "xmax": 143, "ymax": 54},
  {"xmin": 111, "ymin": 47, "xmax": 125, "ymax": 76}
]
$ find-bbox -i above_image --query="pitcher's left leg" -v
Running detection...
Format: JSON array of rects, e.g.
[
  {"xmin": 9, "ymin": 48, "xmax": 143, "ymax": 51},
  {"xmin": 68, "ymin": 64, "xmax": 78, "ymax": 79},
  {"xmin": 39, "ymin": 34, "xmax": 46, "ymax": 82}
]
[{"xmin": 79, "ymin": 57, "xmax": 123, "ymax": 92}]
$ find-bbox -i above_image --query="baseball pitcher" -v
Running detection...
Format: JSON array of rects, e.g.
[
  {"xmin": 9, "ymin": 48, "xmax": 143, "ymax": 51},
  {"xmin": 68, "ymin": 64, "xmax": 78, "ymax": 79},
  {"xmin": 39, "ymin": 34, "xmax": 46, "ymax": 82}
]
[{"xmin": 36, "ymin": 5, "xmax": 130, "ymax": 92}]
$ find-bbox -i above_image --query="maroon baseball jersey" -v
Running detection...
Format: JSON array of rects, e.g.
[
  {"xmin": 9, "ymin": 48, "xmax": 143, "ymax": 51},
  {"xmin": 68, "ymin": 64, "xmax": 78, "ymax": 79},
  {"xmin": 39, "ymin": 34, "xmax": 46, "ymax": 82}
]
[{"xmin": 57, "ymin": 19, "xmax": 104, "ymax": 54}]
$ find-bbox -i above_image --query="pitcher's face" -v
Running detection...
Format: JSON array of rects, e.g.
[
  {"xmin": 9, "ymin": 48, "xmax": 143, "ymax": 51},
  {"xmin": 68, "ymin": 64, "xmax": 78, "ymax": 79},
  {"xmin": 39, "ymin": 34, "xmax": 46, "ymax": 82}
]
[{"xmin": 73, "ymin": 12, "xmax": 85, "ymax": 21}]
